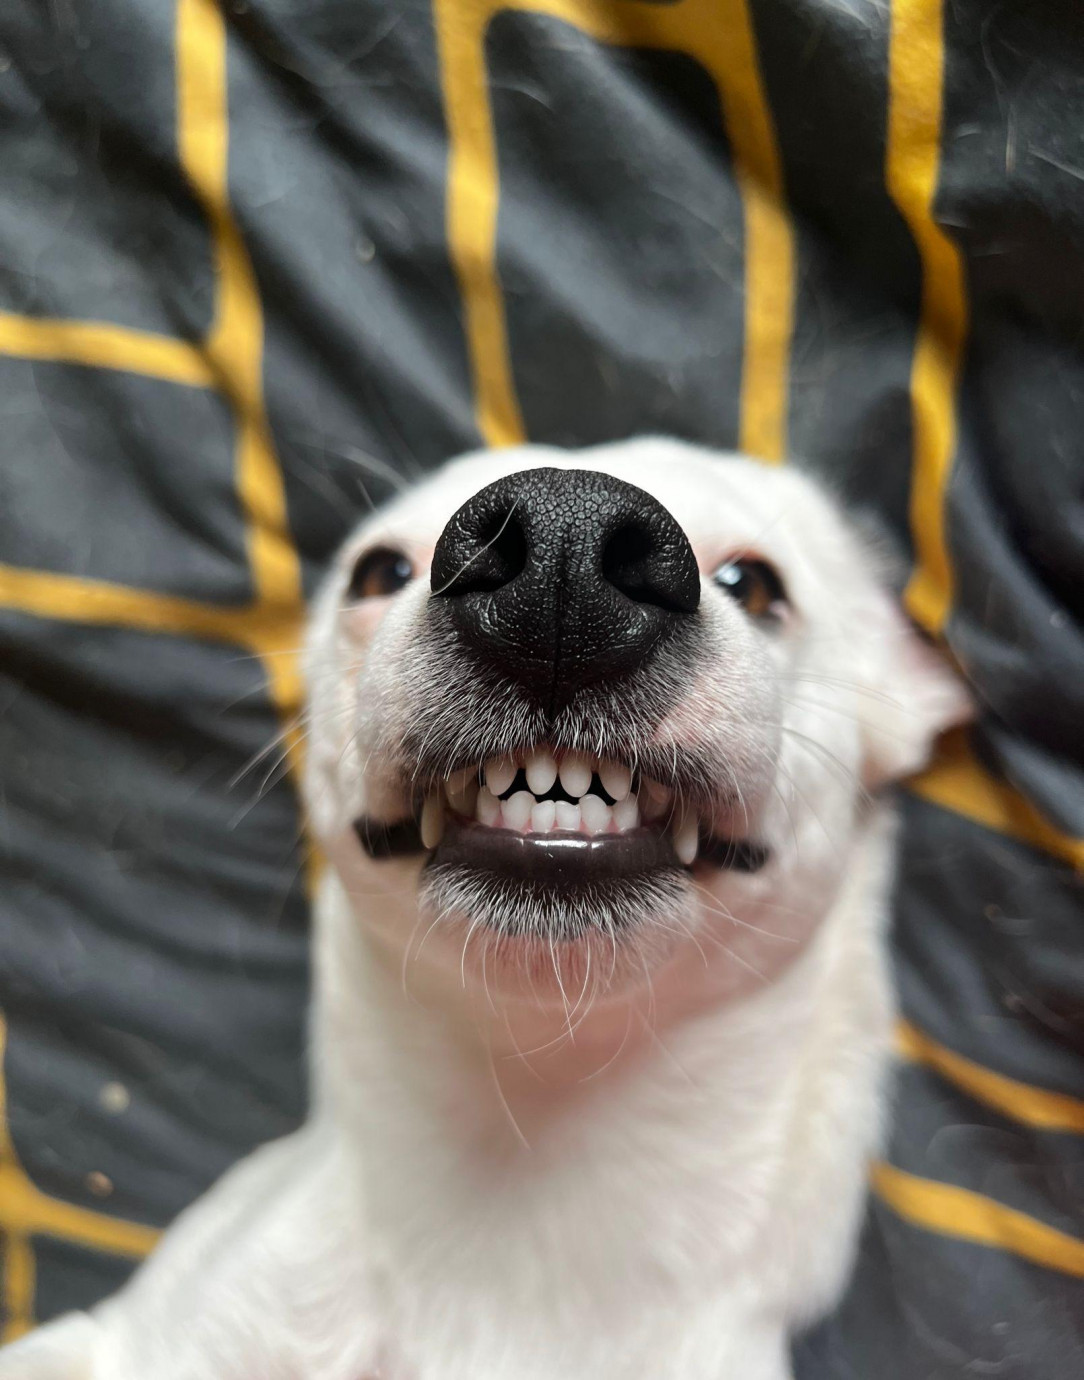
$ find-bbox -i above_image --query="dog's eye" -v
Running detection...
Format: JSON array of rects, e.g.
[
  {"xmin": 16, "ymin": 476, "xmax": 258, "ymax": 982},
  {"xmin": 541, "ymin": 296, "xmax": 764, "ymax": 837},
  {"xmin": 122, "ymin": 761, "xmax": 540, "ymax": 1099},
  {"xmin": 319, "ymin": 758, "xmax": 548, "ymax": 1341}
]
[
  {"xmin": 348, "ymin": 547, "xmax": 414, "ymax": 600},
  {"xmin": 712, "ymin": 556, "xmax": 788, "ymax": 619}
]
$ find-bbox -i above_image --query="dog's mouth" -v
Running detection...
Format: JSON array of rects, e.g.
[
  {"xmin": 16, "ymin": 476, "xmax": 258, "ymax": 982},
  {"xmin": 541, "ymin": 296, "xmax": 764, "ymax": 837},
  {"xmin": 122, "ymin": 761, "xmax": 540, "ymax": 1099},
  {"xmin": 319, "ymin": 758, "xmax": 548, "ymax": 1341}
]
[{"xmin": 353, "ymin": 744, "xmax": 768, "ymax": 888}]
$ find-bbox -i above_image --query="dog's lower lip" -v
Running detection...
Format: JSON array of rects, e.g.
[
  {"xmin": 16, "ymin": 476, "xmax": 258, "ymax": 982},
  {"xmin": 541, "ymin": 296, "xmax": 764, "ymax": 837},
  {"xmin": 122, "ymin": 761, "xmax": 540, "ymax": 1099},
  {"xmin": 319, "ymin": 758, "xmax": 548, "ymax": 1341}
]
[{"xmin": 428, "ymin": 819, "xmax": 680, "ymax": 883}]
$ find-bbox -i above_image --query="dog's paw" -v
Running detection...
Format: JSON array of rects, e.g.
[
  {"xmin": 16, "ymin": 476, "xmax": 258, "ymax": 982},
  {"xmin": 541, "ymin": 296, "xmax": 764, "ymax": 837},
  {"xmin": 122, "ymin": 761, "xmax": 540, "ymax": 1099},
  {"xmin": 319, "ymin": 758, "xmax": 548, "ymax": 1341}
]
[{"xmin": 0, "ymin": 1313, "xmax": 101, "ymax": 1380}]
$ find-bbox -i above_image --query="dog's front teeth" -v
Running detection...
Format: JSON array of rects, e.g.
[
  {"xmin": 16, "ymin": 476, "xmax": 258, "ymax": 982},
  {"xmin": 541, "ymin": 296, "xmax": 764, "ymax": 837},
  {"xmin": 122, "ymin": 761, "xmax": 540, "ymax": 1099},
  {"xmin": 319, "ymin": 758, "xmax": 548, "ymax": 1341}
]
[
  {"xmin": 503, "ymin": 790, "xmax": 534, "ymax": 832},
  {"xmin": 673, "ymin": 808, "xmax": 698, "ymax": 866},
  {"xmin": 579, "ymin": 793, "xmax": 611, "ymax": 835},
  {"xmin": 525, "ymin": 748, "xmax": 558, "ymax": 795},
  {"xmin": 484, "ymin": 755, "xmax": 517, "ymax": 797},
  {"xmin": 476, "ymin": 786, "xmax": 502, "ymax": 826},
  {"xmin": 598, "ymin": 759, "xmax": 631, "ymax": 802},
  {"xmin": 558, "ymin": 752, "xmax": 593, "ymax": 798},
  {"xmin": 530, "ymin": 800, "xmax": 556, "ymax": 833},
  {"xmin": 420, "ymin": 794, "xmax": 445, "ymax": 850},
  {"xmin": 466, "ymin": 751, "xmax": 657, "ymax": 835}
]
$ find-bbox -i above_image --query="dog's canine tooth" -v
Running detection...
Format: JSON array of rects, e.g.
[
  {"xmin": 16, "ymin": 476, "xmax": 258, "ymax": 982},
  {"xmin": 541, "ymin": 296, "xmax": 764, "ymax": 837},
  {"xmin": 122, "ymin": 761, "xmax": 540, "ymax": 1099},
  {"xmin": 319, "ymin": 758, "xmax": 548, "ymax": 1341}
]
[
  {"xmin": 484, "ymin": 756, "xmax": 517, "ymax": 797},
  {"xmin": 558, "ymin": 752, "xmax": 593, "ymax": 799},
  {"xmin": 673, "ymin": 808, "xmax": 698, "ymax": 866},
  {"xmin": 446, "ymin": 765, "xmax": 477, "ymax": 795},
  {"xmin": 579, "ymin": 793, "xmax": 611, "ymax": 835},
  {"xmin": 554, "ymin": 800, "xmax": 580, "ymax": 832},
  {"xmin": 476, "ymin": 786, "xmax": 501, "ymax": 827},
  {"xmin": 612, "ymin": 797, "xmax": 639, "ymax": 832},
  {"xmin": 445, "ymin": 776, "xmax": 478, "ymax": 816},
  {"xmin": 420, "ymin": 794, "xmax": 445, "ymax": 850},
  {"xmin": 503, "ymin": 790, "xmax": 534, "ymax": 832},
  {"xmin": 598, "ymin": 759, "xmax": 631, "ymax": 802},
  {"xmin": 525, "ymin": 747, "xmax": 558, "ymax": 796},
  {"xmin": 530, "ymin": 800, "xmax": 556, "ymax": 833}
]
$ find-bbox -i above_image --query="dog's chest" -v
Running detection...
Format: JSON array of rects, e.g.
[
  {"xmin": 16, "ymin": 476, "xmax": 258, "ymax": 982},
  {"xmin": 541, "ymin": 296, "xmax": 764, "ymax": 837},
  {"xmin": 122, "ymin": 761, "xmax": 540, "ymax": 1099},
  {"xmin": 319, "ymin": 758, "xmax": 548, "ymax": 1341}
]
[
  {"xmin": 349, "ymin": 1066, "xmax": 800, "ymax": 1380},
  {"xmin": 366, "ymin": 1254, "xmax": 787, "ymax": 1380}
]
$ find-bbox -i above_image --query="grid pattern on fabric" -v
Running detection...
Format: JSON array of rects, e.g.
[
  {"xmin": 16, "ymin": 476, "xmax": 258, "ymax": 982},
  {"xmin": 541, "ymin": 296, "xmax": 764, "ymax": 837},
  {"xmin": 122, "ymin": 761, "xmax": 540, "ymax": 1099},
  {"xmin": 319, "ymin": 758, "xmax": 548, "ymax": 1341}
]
[{"xmin": 0, "ymin": 0, "xmax": 1081, "ymax": 1370}]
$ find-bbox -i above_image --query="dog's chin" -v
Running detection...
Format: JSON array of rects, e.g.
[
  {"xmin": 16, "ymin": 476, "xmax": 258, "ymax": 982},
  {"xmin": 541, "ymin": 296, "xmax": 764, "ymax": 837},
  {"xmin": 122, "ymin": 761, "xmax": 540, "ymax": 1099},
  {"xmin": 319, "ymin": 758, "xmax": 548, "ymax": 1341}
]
[
  {"xmin": 416, "ymin": 855, "xmax": 694, "ymax": 1001},
  {"xmin": 354, "ymin": 816, "xmax": 695, "ymax": 995}
]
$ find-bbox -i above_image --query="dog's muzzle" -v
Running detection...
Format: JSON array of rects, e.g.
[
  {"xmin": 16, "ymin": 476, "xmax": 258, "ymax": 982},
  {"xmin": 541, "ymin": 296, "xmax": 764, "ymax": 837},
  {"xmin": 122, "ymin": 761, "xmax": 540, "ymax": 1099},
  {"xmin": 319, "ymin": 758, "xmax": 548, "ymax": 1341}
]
[{"xmin": 352, "ymin": 467, "xmax": 769, "ymax": 927}]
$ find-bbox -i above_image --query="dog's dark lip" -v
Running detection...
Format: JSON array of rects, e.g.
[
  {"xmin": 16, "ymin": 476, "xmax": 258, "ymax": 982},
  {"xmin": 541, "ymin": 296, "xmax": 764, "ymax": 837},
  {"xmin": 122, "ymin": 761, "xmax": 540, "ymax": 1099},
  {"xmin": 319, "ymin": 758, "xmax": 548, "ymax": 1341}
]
[
  {"xmin": 428, "ymin": 820, "xmax": 680, "ymax": 884},
  {"xmin": 697, "ymin": 833, "xmax": 769, "ymax": 873},
  {"xmin": 353, "ymin": 815, "xmax": 423, "ymax": 859},
  {"xmin": 352, "ymin": 815, "xmax": 768, "ymax": 875}
]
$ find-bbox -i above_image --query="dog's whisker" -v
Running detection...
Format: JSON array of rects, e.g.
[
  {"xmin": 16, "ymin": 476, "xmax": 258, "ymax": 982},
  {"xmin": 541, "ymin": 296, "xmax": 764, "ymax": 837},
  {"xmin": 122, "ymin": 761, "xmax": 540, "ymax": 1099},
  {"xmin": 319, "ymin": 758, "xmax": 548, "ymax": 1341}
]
[
  {"xmin": 227, "ymin": 715, "xmax": 309, "ymax": 792},
  {"xmin": 786, "ymin": 670, "xmax": 913, "ymax": 709},
  {"xmin": 772, "ymin": 756, "xmax": 850, "ymax": 861},
  {"xmin": 691, "ymin": 887, "xmax": 799, "ymax": 943},
  {"xmin": 773, "ymin": 721, "xmax": 865, "ymax": 781},
  {"xmin": 486, "ymin": 1043, "xmax": 532, "ymax": 1152},
  {"xmin": 459, "ymin": 914, "xmax": 485, "ymax": 990},
  {"xmin": 577, "ymin": 1002, "xmax": 636, "ymax": 1083},
  {"xmin": 694, "ymin": 926, "xmax": 770, "ymax": 983}
]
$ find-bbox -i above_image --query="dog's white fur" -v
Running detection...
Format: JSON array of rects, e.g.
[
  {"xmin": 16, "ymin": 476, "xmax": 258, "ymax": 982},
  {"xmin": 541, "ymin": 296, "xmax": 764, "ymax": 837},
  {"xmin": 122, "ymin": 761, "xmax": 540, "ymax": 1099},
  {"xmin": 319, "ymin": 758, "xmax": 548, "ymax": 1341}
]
[{"xmin": 3, "ymin": 440, "xmax": 969, "ymax": 1380}]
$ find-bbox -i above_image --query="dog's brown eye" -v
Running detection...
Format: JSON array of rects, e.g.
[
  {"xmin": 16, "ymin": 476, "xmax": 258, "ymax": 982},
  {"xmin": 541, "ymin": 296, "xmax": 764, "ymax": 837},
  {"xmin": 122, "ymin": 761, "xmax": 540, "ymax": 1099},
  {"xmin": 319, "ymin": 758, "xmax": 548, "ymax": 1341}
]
[
  {"xmin": 712, "ymin": 556, "xmax": 788, "ymax": 619},
  {"xmin": 348, "ymin": 547, "xmax": 414, "ymax": 600}
]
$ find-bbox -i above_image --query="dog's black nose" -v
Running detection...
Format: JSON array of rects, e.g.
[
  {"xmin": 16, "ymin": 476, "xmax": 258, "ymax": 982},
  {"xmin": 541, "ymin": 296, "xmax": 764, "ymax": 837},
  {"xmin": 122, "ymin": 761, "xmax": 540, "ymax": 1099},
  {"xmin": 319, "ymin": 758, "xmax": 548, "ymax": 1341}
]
[{"xmin": 430, "ymin": 467, "xmax": 700, "ymax": 713}]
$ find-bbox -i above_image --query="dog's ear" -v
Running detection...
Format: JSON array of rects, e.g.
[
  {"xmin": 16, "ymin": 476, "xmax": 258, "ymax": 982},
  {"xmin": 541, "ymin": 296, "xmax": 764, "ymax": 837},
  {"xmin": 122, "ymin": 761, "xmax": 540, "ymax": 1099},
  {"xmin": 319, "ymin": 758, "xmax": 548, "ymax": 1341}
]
[{"xmin": 855, "ymin": 592, "xmax": 973, "ymax": 787}]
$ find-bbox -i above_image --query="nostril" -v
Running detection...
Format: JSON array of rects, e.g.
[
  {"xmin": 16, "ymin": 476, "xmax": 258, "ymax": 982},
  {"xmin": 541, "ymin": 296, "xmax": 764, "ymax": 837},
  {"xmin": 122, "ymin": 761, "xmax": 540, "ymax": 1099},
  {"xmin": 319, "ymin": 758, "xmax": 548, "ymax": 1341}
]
[
  {"xmin": 602, "ymin": 522, "xmax": 696, "ymax": 613},
  {"xmin": 432, "ymin": 503, "xmax": 528, "ymax": 597},
  {"xmin": 475, "ymin": 508, "xmax": 528, "ymax": 591},
  {"xmin": 602, "ymin": 523, "xmax": 653, "ymax": 603}
]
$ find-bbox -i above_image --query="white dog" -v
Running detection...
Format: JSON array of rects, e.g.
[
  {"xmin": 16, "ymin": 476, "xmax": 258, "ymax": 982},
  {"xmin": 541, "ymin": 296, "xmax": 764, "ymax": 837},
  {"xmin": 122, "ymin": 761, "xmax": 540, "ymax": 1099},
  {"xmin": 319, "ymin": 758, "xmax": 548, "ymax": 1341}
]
[{"xmin": 4, "ymin": 439, "xmax": 969, "ymax": 1380}]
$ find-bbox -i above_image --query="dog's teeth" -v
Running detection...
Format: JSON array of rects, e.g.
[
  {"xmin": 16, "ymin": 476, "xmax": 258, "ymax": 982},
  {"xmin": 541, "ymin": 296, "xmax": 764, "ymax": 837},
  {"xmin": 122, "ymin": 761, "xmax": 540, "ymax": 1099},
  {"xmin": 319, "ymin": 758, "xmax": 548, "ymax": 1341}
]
[
  {"xmin": 484, "ymin": 756, "xmax": 517, "ymax": 797},
  {"xmin": 525, "ymin": 748, "xmax": 558, "ymax": 796},
  {"xmin": 640, "ymin": 780, "xmax": 672, "ymax": 822},
  {"xmin": 612, "ymin": 797, "xmax": 639, "ymax": 832},
  {"xmin": 579, "ymin": 793, "xmax": 611, "ymax": 835},
  {"xmin": 554, "ymin": 800, "xmax": 580, "ymax": 832},
  {"xmin": 530, "ymin": 800, "xmax": 556, "ymax": 833},
  {"xmin": 445, "ymin": 776, "xmax": 479, "ymax": 816},
  {"xmin": 673, "ymin": 809, "xmax": 698, "ymax": 866},
  {"xmin": 420, "ymin": 794, "xmax": 445, "ymax": 850},
  {"xmin": 598, "ymin": 759, "xmax": 631, "ymax": 802},
  {"xmin": 476, "ymin": 786, "xmax": 501, "ymax": 827},
  {"xmin": 558, "ymin": 753, "xmax": 593, "ymax": 799},
  {"xmin": 503, "ymin": 790, "xmax": 534, "ymax": 832}
]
